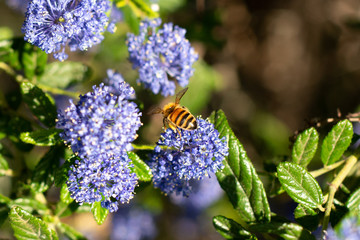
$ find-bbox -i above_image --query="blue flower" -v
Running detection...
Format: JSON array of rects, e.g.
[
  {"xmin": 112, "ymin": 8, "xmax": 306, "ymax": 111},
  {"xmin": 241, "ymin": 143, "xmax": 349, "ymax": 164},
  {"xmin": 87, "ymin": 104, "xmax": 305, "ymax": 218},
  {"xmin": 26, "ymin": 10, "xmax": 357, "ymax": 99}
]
[
  {"xmin": 326, "ymin": 216, "xmax": 360, "ymax": 240},
  {"xmin": 126, "ymin": 18, "xmax": 198, "ymax": 96},
  {"xmin": 148, "ymin": 117, "xmax": 228, "ymax": 196},
  {"xmin": 104, "ymin": 69, "xmax": 135, "ymax": 99},
  {"xmin": 57, "ymin": 83, "xmax": 141, "ymax": 159},
  {"xmin": 57, "ymin": 79, "xmax": 142, "ymax": 212},
  {"xmin": 22, "ymin": 0, "xmax": 111, "ymax": 61},
  {"xmin": 67, "ymin": 153, "xmax": 138, "ymax": 212}
]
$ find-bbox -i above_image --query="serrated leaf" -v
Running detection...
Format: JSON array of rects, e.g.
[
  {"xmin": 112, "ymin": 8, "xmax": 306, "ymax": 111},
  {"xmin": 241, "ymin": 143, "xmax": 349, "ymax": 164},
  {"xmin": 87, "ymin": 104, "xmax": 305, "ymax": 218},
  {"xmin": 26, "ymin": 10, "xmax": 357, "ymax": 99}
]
[
  {"xmin": 91, "ymin": 202, "xmax": 109, "ymax": 225},
  {"xmin": 54, "ymin": 155, "xmax": 78, "ymax": 187},
  {"xmin": 294, "ymin": 204, "xmax": 320, "ymax": 231},
  {"xmin": 58, "ymin": 222, "xmax": 86, "ymax": 240},
  {"xmin": 9, "ymin": 206, "xmax": 58, "ymax": 240},
  {"xmin": 20, "ymin": 82, "xmax": 57, "ymax": 127},
  {"xmin": 31, "ymin": 146, "xmax": 63, "ymax": 192},
  {"xmin": 10, "ymin": 198, "xmax": 48, "ymax": 215},
  {"xmin": 213, "ymin": 215, "xmax": 257, "ymax": 240},
  {"xmin": 346, "ymin": 187, "xmax": 360, "ymax": 214},
  {"xmin": 248, "ymin": 216, "xmax": 315, "ymax": 240},
  {"xmin": 60, "ymin": 183, "xmax": 73, "ymax": 204},
  {"xmin": 292, "ymin": 128, "xmax": 319, "ymax": 167},
  {"xmin": 321, "ymin": 120, "xmax": 353, "ymax": 166},
  {"xmin": 277, "ymin": 162, "xmax": 323, "ymax": 209},
  {"xmin": 20, "ymin": 128, "xmax": 62, "ymax": 146},
  {"xmin": 38, "ymin": 61, "xmax": 89, "ymax": 89},
  {"xmin": 128, "ymin": 152, "xmax": 152, "ymax": 182},
  {"xmin": 209, "ymin": 110, "xmax": 271, "ymax": 223}
]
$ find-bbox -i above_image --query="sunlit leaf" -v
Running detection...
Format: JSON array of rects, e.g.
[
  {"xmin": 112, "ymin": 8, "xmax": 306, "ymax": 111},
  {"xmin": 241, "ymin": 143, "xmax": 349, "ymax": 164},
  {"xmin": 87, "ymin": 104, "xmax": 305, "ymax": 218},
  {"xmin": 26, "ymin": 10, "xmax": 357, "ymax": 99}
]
[{"xmin": 292, "ymin": 128, "xmax": 319, "ymax": 167}]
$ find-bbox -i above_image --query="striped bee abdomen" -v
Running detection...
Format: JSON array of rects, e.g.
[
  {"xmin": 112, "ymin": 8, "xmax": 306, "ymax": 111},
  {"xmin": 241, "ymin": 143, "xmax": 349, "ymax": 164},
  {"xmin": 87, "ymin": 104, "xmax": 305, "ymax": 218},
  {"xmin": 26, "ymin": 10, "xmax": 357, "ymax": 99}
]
[{"xmin": 169, "ymin": 107, "xmax": 197, "ymax": 130}]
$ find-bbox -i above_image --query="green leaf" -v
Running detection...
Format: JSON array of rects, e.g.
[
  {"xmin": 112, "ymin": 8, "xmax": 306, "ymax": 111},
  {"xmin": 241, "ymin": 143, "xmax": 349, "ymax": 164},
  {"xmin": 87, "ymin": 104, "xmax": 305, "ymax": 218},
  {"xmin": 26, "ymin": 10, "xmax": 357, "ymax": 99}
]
[
  {"xmin": 128, "ymin": 152, "xmax": 152, "ymax": 182},
  {"xmin": 292, "ymin": 128, "xmax": 319, "ymax": 167},
  {"xmin": 294, "ymin": 204, "xmax": 320, "ymax": 231},
  {"xmin": 54, "ymin": 155, "xmax": 78, "ymax": 187},
  {"xmin": 58, "ymin": 222, "xmax": 86, "ymax": 240},
  {"xmin": 116, "ymin": 0, "xmax": 158, "ymax": 18},
  {"xmin": 22, "ymin": 42, "xmax": 48, "ymax": 79},
  {"xmin": 9, "ymin": 198, "xmax": 48, "ymax": 215},
  {"xmin": 120, "ymin": 5, "xmax": 140, "ymax": 34},
  {"xmin": 31, "ymin": 146, "xmax": 63, "ymax": 192},
  {"xmin": 60, "ymin": 183, "xmax": 73, "ymax": 204},
  {"xmin": 321, "ymin": 120, "xmax": 353, "ymax": 166},
  {"xmin": 346, "ymin": 187, "xmax": 360, "ymax": 214},
  {"xmin": 9, "ymin": 206, "xmax": 58, "ymax": 240},
  {"xmin": 248, "ymin": 216, "xmax": 315, "ymax": 240},
  {"xmin": 277, "ymin": 162, "xmax": 323, "ymax": 209},
  {"xmin": 213, "ymin": 215, "xmax": 257, "ymax": 240},
  {"xmin": 20, "ymin": 82, "xmax": 57, "ymax": 127},
  {"xmin": 0, "ymin": 205, "xmax": 9, "ymax": 227},
  {"xmin": 0, "ymin": 153, "xmax": 9, "ymax": 176},
  {"xmin": 38, "ymin": 61, "xmax": 90, "ymax": 89},
  {"xmin": 0, "ymin": 193, "xmax": 11, "ymax": 204},
  {"xmin": 209, "ymin": 110, "xmax": 271, "ymax": 223},
  {"xmin": 91, "ymin": 202, "xmax": 109, "ymax": 225},
  {"xmin": 20, "ymin": 128, "xmax": 62, "ymax": 146},
  {"xmin": 7, "ymin": 116, "xmax": 33, "ymax": 151}
]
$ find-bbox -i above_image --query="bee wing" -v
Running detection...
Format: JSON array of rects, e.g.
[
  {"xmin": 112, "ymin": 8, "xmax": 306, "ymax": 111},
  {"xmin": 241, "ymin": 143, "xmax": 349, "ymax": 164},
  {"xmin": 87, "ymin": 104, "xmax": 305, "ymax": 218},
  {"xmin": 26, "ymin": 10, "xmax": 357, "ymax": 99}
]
[
  {"xmin": 148, "ymin": 107, "xmax": 163, "ymax": 115},
  {"xmin": 175, "ymin": 87, "xmax": 188, "ymax": 104}
]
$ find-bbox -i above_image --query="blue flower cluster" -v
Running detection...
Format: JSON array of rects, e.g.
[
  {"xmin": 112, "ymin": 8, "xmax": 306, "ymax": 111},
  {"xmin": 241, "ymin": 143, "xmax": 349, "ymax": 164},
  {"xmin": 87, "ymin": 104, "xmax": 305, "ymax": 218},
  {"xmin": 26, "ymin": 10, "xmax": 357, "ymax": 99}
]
[
  {"xmin": 148, "ymin": 117, "xmax": 228, "ymax": 196},
  {"xmin": 57, "ymin": 71, "xmax": 142, "ymax": 212},
  {"xmin": 126, "ymin": 18, "xmax": 198, "ymax": 96},
  {"xmin": 326, "ymin": 216, "xmax": 360, "ymax": 240},
  {"xmin": 22, "ymin": 0, "xmax": 112, "ymax": 61}
]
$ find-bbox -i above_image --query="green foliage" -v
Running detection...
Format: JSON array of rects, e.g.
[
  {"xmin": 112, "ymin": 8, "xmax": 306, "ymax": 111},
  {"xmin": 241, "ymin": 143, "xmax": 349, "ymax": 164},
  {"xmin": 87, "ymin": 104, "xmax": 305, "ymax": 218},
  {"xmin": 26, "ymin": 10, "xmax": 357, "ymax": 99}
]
[
  {"xmin": 213, "ymin": 215, "xmax": 257, "ymax": 239},
  {"xmin": 210, "ymin": 110, "xmax": 271, "ymax": 223},
  {"xmin": 20, "ymin": 82, "xmax": 57, "ymax": 127},
  {"xmin": 346, "ymin": 188, "xmax": 360, "ymax": 214},
  {"xmin": 91, "ymin": 201, "xmax": 109, "ymax": 225},
  {"xmin": 38, "ymin": 61, "xmax": 90, "ymax": 89},
  {"xmin": 20, "ymin": 128, "xmax": 62, "ymax": 146},
  {"xmin": 9, "ymin": 206, "xmax": 58, "ymax": 240},
  {"xmin": 292, "ymin": 127, "xmax": 319, "ymax": 167},
  {"xmin": 321, "ymin": 120, "xmax": 353, "ymax": 166},
  {"xmin": 294, "ymin": 204, "xmax": 320, "ymax": 231},
  {"xmin": 0, "ymin": 153, "xmax": 9, "ymax": 176},
  {"xmin": 128, "ymin": 151, "xmax": 153, "ymax": 182},
  {"xmin": 277, "ymin": 162, "xmax": 323, "ymax": 209},
  {"xmin": 58, "ymin": 222, "xmax": 87, "ymax": 240}
]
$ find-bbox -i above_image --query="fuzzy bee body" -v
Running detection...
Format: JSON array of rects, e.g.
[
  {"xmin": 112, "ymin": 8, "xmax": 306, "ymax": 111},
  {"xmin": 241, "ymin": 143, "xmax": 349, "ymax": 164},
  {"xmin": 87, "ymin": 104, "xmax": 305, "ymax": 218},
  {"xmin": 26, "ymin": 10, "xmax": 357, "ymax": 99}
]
[{"xmin": 150, "ymin": 87, "xmax": 197, "ymax": 137}]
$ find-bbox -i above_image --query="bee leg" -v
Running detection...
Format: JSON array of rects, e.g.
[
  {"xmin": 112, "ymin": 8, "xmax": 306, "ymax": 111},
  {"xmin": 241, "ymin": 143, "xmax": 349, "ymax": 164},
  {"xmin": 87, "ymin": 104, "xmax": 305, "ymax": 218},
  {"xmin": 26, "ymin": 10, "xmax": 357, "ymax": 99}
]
[{"xmin": 164, "ymin": 118, "xmax": 182, "ymax": 140}]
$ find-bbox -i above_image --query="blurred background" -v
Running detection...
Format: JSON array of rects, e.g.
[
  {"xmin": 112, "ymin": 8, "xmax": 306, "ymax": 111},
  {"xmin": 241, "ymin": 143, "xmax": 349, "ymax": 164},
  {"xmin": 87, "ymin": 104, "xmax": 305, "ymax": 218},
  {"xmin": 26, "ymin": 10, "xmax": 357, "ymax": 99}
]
[{"xmin": 1, "ymin": 0, "xmax": 360, "ymax": 239}]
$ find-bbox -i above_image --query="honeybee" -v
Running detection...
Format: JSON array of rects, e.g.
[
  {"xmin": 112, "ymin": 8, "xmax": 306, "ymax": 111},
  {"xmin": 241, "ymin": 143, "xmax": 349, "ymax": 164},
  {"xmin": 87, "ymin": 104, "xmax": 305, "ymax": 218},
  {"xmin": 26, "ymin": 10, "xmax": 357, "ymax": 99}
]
[{"xmin": 150, "ymin": 87, "xmax": 197, "ymax": 137}]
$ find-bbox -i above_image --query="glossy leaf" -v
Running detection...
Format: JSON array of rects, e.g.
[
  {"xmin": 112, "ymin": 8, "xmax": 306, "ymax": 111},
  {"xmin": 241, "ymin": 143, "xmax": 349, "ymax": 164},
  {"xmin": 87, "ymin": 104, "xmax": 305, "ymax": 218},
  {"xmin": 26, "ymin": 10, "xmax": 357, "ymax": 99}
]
[
  {"xmin": 292, "ymin": 128, "xmax": 319, "ymax": 167},
  {"xmin": 294, "ymin": 204, "xmax": 320, "ymax": 231},
  {"xmin": 20, "ymin": 128, "xmax": 62, "ymax": 146},
  {"xmin": 10, "ymin": 198, "xmax": 48, "ymax": 215},
  {"xmin": 213, "ymin": 215, "xmax": 257, "ymax": 240},
  {"xmin": 38, "ymin": 61, "xmax": 89, "ymax": 89},
  {"xmin": 54, "ymin": 155, "xmax": 78, "ymax": 187},
  {"xmin": 60, "ymin": 183, "xmax": 73, "ymax": 204},
  {"xmin": 209, "ymin": 110, "xmax": 271, "ymax": 223},
  {"xmin": 58, "ymin": 222, "xmax": 86, "ymax": 240},
  {"xmin": 9, "ymin": 206, "xmax": 58, "ymax": 240},
  {"xmin": 321, "ymin": 120, "xmax": 353, "ymax": 166},
  {"xmin": 20, "ymin": 82, "xmax": 57, "ymax": 127},
  {"xmin": 248, "ymin": 216, "xmax": 315, "ymax": 240},
  {"xmin": 346, "ymin": 188, "xmax": 360, "ymax": 214},
  {"xmin": 31, "ymin": 146, "xmax": 63, "ymax": 192},
  {"xmin": 91, "ymin": 201, "xmax": 109, "ymax": 225},
  {"xmin": 128, "ymin": 151, "xmax": 152, "ymax": 182},
  {"xmin": 277, "ymin": 162, "xmax": 323, "ymax": 209}
]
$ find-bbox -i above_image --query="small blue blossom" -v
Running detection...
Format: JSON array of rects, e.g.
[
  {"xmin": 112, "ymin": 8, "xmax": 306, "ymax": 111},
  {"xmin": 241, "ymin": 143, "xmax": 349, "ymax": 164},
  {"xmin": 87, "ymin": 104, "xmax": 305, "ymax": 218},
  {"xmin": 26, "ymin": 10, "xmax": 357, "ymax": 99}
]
[
  {"xmin": 148, "ymin": 117, "xmax": 228, "ymax": 196},
  {"xmin": 126, "ymin": 18, "xmax": 198, "ymax": 96},
  {"xmin": 57, "ymin": 79, "xmax": 142, "ymax": 212},
  {"xmin": 57, "ymin": 83, "xmax": 141, "ymax": 159},
  {"xmin": 67, "ymin": 153, "xmax": 138, "ymax": 212},
  {"xmin": 104, "ymin": 69, "xmax": 135, "ymax": 99},
  {"xmin": 326, "ymin": 216, "xmax": 360, "ymax": 240},
  {"xmin": 22, "ymin": 0, "xmax": 111, "ymax": 61}
]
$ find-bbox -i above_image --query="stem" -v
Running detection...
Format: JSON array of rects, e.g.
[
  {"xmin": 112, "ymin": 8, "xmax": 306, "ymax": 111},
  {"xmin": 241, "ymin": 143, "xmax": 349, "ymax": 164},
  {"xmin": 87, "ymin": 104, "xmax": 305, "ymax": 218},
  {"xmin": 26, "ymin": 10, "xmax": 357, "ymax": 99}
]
[
  {"xmin": 310, "ymin": 159, "xmax": 346, "ymax": 178},
  {"xmin": 0, "ymin": 62, "xmax": 80, "ymax": 98},
  {"xmin": 322, "ymin": 155, "xmax": 357, "ymax": 232},
  {"xmin": 132, "ymin": 144, "xmax": 156, "ymax": 150}
]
